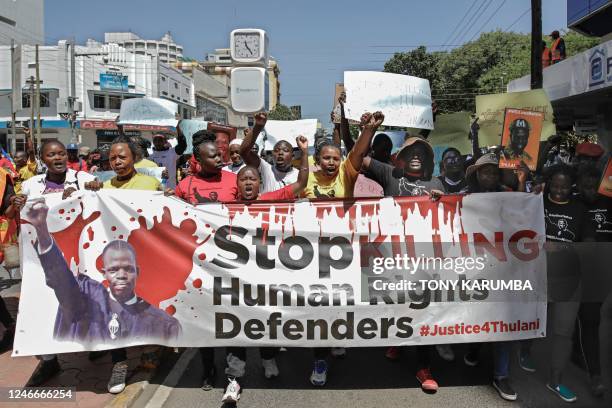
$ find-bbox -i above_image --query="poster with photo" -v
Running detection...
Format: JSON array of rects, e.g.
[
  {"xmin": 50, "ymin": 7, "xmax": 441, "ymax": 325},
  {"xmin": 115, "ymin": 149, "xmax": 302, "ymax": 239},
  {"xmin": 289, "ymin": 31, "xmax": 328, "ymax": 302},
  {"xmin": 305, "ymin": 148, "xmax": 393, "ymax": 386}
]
[{"xmin": 499, "ymin": 108, "xmax": 544, "ymax": 171}]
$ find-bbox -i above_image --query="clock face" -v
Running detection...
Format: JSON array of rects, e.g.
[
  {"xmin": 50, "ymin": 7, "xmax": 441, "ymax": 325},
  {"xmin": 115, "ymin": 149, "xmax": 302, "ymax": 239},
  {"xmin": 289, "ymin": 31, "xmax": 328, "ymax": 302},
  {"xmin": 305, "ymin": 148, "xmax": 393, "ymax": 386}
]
[{"xmin": 234, "ymin": 33, "xmax": 260, "ymax": 59}]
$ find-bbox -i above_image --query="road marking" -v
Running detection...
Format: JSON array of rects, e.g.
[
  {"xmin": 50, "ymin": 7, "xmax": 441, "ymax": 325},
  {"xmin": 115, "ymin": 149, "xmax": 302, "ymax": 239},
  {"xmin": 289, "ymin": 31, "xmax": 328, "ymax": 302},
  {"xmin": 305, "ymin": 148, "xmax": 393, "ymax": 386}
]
[{"xmin": 144, "ymin": 348, "xmax": 198, "ymax": 408}]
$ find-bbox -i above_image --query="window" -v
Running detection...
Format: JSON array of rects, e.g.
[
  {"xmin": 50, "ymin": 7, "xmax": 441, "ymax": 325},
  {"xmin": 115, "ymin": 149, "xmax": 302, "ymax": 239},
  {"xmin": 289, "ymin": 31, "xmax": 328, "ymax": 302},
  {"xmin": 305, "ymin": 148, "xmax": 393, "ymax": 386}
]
[
  {"xmin": 22, "ymin": 92, "xmax": 50, "ymax": 108},
  {"xmin": 109, "ymin": 95, "xmax": 122, "ymax": 110},
  {"xmin": 162, "ymin": 91, "xmax": 168, "ymax": 96},
  {"xmin": 93, "ymin": 94, "xmax": 106, "ymax": 109},
  {"xmin": 186, "ymin": 88, "xmax": 189, "ymax": 94},
  {"xmin": 161, "ymin": 76, "xmax": 166, "ymax": 82},
  {"xmin": 174, "ymin": 82, "xmax": 178, "ymax": 89}
]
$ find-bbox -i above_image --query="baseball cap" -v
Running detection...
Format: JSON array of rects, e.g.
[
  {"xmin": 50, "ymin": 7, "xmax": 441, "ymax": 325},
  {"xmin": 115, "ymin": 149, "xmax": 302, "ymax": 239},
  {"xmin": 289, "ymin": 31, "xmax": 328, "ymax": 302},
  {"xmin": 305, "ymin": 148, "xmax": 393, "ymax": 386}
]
[
  {"xmin": 79, "ymin": 146, "xmax": 91, "ymax": 156},
  {"xmin": 66, "ymin": 143, "xmax": 79, "ymax": 151}
]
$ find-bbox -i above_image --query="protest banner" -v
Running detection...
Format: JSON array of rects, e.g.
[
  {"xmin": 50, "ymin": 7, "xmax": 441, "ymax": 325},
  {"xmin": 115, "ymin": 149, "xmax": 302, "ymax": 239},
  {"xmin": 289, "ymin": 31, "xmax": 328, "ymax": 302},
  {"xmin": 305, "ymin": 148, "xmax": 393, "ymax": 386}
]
[
  {"xmin": 599, "ymin": 157, "xmax": 612, "ymax": 198},
  {"xmin": 15, "ymin": 191, "xmax": 546, "ymax": 355},
  {"xmin": 118, "ymin": 97, "xmax": 178, "ymax": 128},
  {"xmin": 262, "ymin": 119, "xmax": 318, "ymax": 150},
  {"xmin": 92, "ymin": 167, "xmax": 166, "ymax": 183},
  {"xmin": 499, "ymin": 109, "xmax": 544, "ymax": 171},
  {"xmin": 476, "ymin": 89, "xmax": 555, "ymax": 147},
  {"xmin": 178, "ymin": 120, "xmax": 209, "ymax": 154},
  {"xmin": 344, "ymin": 71, "xmax": 434, "ymax": 129}
]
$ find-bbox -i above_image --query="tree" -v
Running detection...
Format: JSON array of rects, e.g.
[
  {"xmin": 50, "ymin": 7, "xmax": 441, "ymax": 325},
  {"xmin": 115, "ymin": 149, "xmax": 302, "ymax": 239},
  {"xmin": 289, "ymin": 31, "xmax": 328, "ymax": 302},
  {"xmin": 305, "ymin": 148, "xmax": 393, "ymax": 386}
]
[
  {"xmin": 383, "ymin": 30, "xmax": 600, "ymax": 113},
  {"xmin": 267, "ymin": 104, "xmax": 298, "ymax": 120}
]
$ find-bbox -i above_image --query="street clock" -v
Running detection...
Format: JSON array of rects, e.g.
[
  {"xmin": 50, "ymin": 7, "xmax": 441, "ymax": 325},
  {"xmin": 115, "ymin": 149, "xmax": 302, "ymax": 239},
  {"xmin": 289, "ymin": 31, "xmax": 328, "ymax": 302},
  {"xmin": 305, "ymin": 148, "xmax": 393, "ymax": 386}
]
[{"xmin": 230, "ymin": 29, "xmax": 269, "ymax": 66}]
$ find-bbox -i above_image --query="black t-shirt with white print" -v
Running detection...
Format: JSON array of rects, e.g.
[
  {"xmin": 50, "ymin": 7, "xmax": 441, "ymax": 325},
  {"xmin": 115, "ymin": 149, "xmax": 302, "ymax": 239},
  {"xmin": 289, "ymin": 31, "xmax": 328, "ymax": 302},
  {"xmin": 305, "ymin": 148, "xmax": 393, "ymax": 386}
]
[
  {"xmin": 367, "ymin": 158, "xmax": 446, "ymax": 197},
  {"xmin": 584, "ymin": 197, "xmax": 612, "ymax": 242},
  {"xmin": 544, "ymin": 195, "xmax": 588, "ymax": 243}
]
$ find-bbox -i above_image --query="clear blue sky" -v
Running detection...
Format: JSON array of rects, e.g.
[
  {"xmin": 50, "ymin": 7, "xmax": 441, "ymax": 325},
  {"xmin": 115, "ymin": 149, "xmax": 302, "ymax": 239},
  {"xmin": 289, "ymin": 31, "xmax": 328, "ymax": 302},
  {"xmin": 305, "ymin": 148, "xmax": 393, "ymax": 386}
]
[{"xmin": 45, "ymin": 0, "xmax": 568, "ymax": 127}]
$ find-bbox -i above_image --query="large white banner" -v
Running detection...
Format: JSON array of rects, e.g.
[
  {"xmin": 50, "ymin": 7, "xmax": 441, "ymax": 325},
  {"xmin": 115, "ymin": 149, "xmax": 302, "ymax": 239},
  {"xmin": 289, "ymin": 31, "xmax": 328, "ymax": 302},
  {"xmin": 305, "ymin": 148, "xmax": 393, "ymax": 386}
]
[
  {"xmin": 262, "ymin": 119, "xmax": 318, "ymax": 150},
  {"xmin": 118, "ymin": 97, "xmax": 178, "ymax": 128},
  {"xmin": 14, "ymin": 192, "xmax": 546, "ymax": 356},
  {"xmin": 344, "ymin": 71, "xmax": 434, "ymax": 129}
]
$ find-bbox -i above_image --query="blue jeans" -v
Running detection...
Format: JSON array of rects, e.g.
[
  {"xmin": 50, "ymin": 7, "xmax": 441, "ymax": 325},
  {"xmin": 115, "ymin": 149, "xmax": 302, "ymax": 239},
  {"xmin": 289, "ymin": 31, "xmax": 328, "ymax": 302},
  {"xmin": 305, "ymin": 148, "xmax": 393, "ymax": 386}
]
[{"xmin": 494, "ymin": 342, "xmax": 511, "ymax": 380}]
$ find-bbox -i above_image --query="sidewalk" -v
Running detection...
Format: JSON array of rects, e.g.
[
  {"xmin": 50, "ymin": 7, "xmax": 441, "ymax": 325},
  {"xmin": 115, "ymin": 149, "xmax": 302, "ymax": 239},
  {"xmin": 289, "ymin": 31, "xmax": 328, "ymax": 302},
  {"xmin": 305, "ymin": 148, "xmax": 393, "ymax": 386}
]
[{"xmin": 0, "ymin": 268, "xmax": 154, "ymax": 408}]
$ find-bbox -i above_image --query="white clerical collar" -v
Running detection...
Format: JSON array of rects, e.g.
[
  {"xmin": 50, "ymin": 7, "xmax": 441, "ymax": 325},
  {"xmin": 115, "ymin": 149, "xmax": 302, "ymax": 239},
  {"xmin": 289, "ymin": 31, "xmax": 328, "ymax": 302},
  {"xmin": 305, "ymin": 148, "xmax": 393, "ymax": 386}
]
[
  {"xmin": 108, "ymin": 289, "xmax": 137, "ymax": 305},
  {"xmin": 444, "ymin": 176, "xmax": 463, "ymax": 186}
]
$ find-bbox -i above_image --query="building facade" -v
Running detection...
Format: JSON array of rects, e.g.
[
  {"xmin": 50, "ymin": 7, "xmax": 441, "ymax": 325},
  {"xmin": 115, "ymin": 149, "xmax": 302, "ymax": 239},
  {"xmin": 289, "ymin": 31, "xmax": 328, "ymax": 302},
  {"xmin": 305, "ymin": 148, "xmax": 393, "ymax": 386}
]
[
  {"xmin": 0, "ymin": 0, "xmax": 44, "ymax": 46},
  {"xmin": 0, "ymin": 41, "xmax": 195, "ymax": 151},
  {"xmin": 103, "ymin": 31, "xmax": 184, "ymax": 65}
]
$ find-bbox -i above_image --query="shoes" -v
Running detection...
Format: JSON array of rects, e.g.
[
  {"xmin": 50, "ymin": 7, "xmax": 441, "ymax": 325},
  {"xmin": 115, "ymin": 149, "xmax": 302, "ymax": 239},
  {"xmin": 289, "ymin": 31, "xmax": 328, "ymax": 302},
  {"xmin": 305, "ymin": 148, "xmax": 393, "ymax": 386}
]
[
  {"xmin": 88, "ymin": 350, "xmax": 109, "ymax": 361},
  {"xmin": 385, "ymin": 346, "xmax": 400, "ymax": 361},
  {"xmin": 262, "ymin": 358, "xmax": 279, "ymax": 379},
  {"xmin": 221, "ymin": 377, "xmax": 241, "ymax": 403},
  {"xmin": 201, "ymin": 365, "xmax": 216, "ymax": 391},
  {"xmin": 416, "ymin": 368, "xmax": 439, "ymax": 392},
  {"xmin": 310, "ymin": 360, "xmax": 328, "ymax": 386},
  {"xmin": 518, "ymin": 352, "xmax": 536, "ymax": 372},
  {"xmin": 590, "ymin": 375, "xmax": 605, "ymax": 398},
  {"xmin": 107, "ymin": 361, "xmax": 128, "ymax": 394},
  {"xmin": 493, "ymin": 378, "xmax": 518, "ymax": 401},
  {"xmin": 546, "ymin": 383, "xmax": 577, "ymax": 403},
  {"xmin": 464, "ymin": 350, "xmax": 479, "ymax": 367},
  {"xmin": 27, "ymin": 357, "xmax": 61, "ymax": 386},
  {"xmin": 435, "ymin": 344, "xmax": 455, "ymax": 362},
  {"xmin": 331, "ymin": 347, "xmax": 346, "ymax": 359}
]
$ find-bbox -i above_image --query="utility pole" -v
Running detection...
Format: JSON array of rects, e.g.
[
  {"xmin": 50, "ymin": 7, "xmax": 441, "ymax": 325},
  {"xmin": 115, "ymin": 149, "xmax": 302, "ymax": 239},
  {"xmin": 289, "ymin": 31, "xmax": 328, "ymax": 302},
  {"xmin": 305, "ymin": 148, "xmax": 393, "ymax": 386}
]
[
  {"xmin": 69, "ymin": 39, "xmax": 76, "ymax": 142},
  {"xmin": 35, "ymin": 44, "xmax": 42, "ymax": 147},
  {"xmin": 10, "ymin": 40, "xmax": 17, "ymax": 153},
  {"xmin": 27, "ymin": 75, "xmax": 35, "ymax": 139},
  {"xmin": 531, "ymin": 0, "xmax": 543, "ymax": 89}
]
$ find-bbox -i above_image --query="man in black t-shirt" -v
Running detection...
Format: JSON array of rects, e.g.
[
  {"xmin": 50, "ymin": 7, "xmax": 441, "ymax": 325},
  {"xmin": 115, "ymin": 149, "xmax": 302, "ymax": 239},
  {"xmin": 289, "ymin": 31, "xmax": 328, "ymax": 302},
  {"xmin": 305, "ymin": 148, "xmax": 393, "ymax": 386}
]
[{"xmin": 363, "ymin": 137, "xmax": 445, "ymax": 197}]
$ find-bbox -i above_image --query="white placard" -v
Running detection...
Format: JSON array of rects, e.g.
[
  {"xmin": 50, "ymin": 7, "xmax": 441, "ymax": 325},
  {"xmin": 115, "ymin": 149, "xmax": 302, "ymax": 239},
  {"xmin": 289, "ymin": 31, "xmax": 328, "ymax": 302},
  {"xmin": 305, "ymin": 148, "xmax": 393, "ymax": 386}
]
[
  {"xmin": 344, "ymin": 71, "xmax": 434, "ymax": 129},
  {"xmin": 262, "ymin": 119, "xmax": 318, "ymax": 150},
  {"xmin": 118, "ymin": 97, "xmax": 178, "ymax": 127}
]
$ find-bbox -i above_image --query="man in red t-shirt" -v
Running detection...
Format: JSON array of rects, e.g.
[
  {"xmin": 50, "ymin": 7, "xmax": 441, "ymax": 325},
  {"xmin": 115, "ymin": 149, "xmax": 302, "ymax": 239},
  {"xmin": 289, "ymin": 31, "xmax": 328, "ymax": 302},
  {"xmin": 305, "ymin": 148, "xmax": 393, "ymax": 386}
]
[
  {"xmin": 175, "ymin": 140, "xmax": 237, "ymax": 204},
  {"xmin": 65, "ymin": 143, "xmax": 88, "ymax": 172},
  {"xmin": 237, "ymin": 136, "xmax": 309, "ymax": 201}
]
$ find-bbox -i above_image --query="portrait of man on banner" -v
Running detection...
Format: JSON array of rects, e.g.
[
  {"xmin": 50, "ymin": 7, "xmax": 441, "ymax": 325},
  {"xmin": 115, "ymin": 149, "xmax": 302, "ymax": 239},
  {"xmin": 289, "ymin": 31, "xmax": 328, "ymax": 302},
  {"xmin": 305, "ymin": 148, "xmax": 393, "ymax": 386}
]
[
  {"xmin": 499, "ymin": 108, "xmax": 544, "ymax": 171},
  {"xmin": 23, "ymin": 199, "xmax": 181, "ymax": 344}
]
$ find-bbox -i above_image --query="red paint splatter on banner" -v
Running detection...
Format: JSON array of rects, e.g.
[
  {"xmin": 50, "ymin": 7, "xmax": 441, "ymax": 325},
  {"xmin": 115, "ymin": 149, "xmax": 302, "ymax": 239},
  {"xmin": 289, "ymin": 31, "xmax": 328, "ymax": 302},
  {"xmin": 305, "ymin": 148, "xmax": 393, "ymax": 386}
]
[
  {"xmin": 394, "ymin": 196, "xmax": 465, "ymax": 234},
  {"xmin": 51, "ymin": 204, "xmax": 101, "ymax": 267},
  {"xmin": 58, "ymin": 209, "xmax": 65, "ymax": 215},
  {"xmin": 83, "ymin": 242, "xmax": 90, "ymax": 249},
  {"xmin": 87, "ymin": 226, "xmax": 95, "ymax": 241},
  {"xmin": 193, "ymin": 278, "xmax": 202, "ymax": 288},
  {"xmin": 111, "ymin": 226, "xmax": 117, "ymax": 231},
  {"xmin": 102, "ymin": 280, "xmax": 109, "ymax": 288},
  {"xmin": 118, "ymin": 207, "xmax": 199, "ymax": 308},
  {"xmin": 198, "ymin": 253, "xmax": 206, "ymax": 261},
  {"xmin": 71, "ymin": 209, "xmax": 76, "ymax": 213},
  {"xmin": 165, "ymin": 305, "xmax": 176, "ymax": 316},
  {"xmin": 130, "ymin": 217, "xmax": 135, "ymax": 222}
]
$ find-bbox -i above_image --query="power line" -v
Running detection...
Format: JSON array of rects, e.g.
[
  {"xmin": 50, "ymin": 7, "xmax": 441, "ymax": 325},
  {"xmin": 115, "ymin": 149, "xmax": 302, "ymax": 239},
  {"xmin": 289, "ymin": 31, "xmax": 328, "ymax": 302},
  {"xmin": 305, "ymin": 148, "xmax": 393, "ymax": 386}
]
[
  {"xmin": 505, "ymin": 8, "xmax": 531, "ymax": 31},
  {"xmin": 468, "ymin": 0, "xmax": 508, "ymax": 42},
  {"xmin": 448, "ymin": 0, "xmax": 488, "ymax": 48},
  {"xmin": 455, "ymin": 0, "xmax": 494, "ymax": 46},
  {"xmin": 441, "ymin": 0, "xmax": 480, "ymax": 51}
]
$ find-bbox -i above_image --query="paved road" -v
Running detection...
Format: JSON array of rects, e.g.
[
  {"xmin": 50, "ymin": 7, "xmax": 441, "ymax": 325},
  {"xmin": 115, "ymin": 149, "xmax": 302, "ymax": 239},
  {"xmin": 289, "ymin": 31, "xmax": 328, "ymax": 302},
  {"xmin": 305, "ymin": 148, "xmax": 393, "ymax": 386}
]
[{"xmin": 134, "ymin": 340, "xmax": 607, "ymax": 408}]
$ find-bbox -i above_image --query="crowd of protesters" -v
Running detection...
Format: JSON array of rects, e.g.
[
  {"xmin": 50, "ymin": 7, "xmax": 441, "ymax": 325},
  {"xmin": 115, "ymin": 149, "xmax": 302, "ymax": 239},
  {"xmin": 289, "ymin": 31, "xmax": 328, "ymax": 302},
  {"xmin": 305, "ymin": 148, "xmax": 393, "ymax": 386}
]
[{"xmin": 0, "ymin": 91, "xmax": 610, "ymax": 405}]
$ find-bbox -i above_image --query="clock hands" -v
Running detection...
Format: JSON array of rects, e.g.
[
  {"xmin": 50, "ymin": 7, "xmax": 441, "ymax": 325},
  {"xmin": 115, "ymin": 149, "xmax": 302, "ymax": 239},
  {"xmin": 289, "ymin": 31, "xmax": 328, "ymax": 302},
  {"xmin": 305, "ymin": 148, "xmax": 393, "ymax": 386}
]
[{"xmin": 243, "ymin": 39, "xmax": 253, "ymax": 55}]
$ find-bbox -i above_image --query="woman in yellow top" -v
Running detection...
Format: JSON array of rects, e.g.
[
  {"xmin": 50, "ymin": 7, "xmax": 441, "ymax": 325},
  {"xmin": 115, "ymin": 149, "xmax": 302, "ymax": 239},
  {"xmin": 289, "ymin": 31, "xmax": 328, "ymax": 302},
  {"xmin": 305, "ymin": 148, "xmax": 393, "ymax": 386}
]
[
  {"xmin": 303, "ymin": 111, "xmax": 384, "ymax": 199},
  {"xmin": 88, "ymin": 136, "xmax": 161, "ymax": 191}
]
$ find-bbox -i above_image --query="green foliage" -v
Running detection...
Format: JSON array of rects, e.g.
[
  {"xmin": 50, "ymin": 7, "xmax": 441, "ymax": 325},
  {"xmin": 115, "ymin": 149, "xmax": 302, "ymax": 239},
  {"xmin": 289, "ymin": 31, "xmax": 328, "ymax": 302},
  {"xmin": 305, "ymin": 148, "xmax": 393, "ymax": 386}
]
[
  {"xmin": 267, "ymin": 104, "xmax": 299, "ymax": 120},
  {"xmin": 383, "ymin": 30, "xmax": 600, "ymax": 113}
]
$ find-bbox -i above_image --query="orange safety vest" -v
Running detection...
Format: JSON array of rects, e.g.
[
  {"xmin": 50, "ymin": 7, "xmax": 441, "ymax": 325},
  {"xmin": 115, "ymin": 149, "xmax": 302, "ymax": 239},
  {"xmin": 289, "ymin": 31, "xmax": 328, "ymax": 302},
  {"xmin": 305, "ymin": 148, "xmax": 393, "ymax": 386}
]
[
  {"xmin": 542, "ymin": 47, "xmax": 552, "ymax": 68},
  {"xmin": 551, "ymin": 38, "xmax": 562, "ymax": 63}
]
